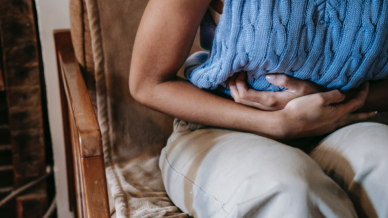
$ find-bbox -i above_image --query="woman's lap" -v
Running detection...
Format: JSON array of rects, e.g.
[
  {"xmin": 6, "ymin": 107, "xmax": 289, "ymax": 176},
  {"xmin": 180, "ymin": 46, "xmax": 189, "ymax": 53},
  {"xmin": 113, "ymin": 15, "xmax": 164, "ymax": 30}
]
[
  {"xmin": 309, "ymin": 122, "xmax": 388, "ymax": 218},
  {"xmin": 159, "ymin": 119, "xmax": 388, "ymax": 218}
]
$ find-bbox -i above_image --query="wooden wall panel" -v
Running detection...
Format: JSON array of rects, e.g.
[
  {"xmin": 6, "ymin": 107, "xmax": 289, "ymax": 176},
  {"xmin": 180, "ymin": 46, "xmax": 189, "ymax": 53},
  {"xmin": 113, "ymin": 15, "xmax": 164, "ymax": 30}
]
[
  {"xmin": 0, "ymin": 0, "xmax": 46, "ymax": 192},
  {"xmin": 0, "ymin": 0, "xmax": 47, "ymax": 217},
  {"xmin": 11, "ymin": 129, "xmax": 45, "ymax": 187},
  {"xmin": 0, "ymin": 79, "xmax": 13, "ymax": 217}
]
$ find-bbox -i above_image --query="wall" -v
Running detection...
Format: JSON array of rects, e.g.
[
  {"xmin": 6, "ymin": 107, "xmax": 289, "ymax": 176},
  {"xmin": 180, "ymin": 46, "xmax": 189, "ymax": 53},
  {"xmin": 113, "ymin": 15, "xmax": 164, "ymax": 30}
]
[{"xmin": 34, "ymin": 0, "xmax": 73, "ymax": 217}]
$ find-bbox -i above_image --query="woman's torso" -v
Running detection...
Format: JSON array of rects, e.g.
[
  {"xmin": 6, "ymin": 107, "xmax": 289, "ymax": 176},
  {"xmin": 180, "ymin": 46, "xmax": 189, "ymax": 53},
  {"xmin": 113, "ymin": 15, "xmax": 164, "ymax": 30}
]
[{"xmin": 185, "ymin": 0, "xmax": 388, "ymax": 96}]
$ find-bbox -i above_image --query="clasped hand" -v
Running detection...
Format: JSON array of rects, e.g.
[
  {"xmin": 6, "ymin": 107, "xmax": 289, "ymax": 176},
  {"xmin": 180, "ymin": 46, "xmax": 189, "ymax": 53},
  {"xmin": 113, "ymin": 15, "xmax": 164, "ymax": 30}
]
[
  {"xmin": 229, "ymin": 72, "xmax": 377, "ymax": 139},
  {"xmin": 229, "ymin": 72, "xmax": 321, "ymax": 111}
]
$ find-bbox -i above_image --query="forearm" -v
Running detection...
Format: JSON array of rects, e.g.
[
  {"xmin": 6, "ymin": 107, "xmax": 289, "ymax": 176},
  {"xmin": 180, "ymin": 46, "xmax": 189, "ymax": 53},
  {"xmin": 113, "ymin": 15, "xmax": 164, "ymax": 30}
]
[
  {"xmin": 345, "ymin": 79, "xmax": 388, "ymax": 112},
  {"xmin": 132, "ymin": 77, "xmax": 284, "ymax": 139}
]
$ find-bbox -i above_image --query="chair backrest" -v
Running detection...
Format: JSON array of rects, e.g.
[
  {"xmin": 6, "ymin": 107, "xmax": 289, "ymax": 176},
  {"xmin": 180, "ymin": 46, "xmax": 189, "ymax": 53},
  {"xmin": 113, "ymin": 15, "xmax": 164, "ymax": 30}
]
[
  {"xmin": 70, "ymin": 0, "xmax": 202, "ymax": 163},
  {"xmin": 69, "ymin": 1, "xmax": 203, "ymax": 216}
]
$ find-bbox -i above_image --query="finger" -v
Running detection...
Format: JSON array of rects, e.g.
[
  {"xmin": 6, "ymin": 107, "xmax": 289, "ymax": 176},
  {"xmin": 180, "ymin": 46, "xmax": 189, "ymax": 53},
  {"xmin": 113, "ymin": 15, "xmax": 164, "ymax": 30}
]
[
  {"xmin": 229, "ymin": 73, "xmax": 238, "ymax": 85},
  {"xmin": 266, "ymin": 74, "xmax": 298, "ymax": 92},
  {"xmin": 230, "ymin": 80, "xmax": 275, "ymax": 110},
  {"xmin": 234, "ymin": 71, "xmax": 269, "ymax": 103},
  {"xmin": 337, "ymin": 111, "xmax": 377, "ymax": 128},
  {"xmin": 266, "ymin": 74, "xmax": 322, "ymax": 95},
  {"xmin": 228, "ymin": 74, "xmax": 238, "ymax": 100},
  {"xmin": 236, "ymin": 79, "xmax": 278, "ymax": 107},
  {"xmin": 235, "ymin": 72, "xmax": 249, "ymax": 98},
  {"xmin": 337, "ymin": 82, "xmax": 369, "ymax": 114},
  {"xmin": 229, "ymin": 72, "xmax": 280, "ymax": 110},
  {"xmin": 318, "ymin": 89, "xmax": 346, "ymax": 105}
]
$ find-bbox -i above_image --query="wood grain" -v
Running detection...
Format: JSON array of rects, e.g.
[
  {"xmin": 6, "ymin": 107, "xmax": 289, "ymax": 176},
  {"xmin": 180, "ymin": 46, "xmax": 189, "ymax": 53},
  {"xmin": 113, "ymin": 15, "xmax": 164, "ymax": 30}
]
[
  {"xmin": 59, "ymin": 42, "xmax": 102, "ymax": 158},
  {"xmin": 55, "ymin": 30, "xmax": 76, "ymax": 213},
  {"xmin": 55, "ymin": 30, "xmax": 110, "ymax": 218},
  {"xmin": 81, "ymin": 157, "xmax": 110, "ymax": 218}
]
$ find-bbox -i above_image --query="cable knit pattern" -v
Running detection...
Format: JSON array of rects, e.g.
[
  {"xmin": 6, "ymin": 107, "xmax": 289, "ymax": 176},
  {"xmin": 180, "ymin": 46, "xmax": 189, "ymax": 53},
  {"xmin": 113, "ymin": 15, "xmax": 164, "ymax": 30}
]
[{"xmin": 185, "ymin": 0, "xmax": 388, "ymax": 94}]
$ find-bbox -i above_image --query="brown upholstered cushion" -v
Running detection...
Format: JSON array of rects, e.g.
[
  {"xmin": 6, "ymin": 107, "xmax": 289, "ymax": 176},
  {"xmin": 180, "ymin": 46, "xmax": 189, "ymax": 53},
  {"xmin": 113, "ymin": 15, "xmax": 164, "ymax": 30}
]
[
  {"xmin": 70, "ymin": 0, "xmax": 94, "ymax": 73},
  {"xmin": 70, "ymin": 0, "xmax": 97, "ymax": 110}
]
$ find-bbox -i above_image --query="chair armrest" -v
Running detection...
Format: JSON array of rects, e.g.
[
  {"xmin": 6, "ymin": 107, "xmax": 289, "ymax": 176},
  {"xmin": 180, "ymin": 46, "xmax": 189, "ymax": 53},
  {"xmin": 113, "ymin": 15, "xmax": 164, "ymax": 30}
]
[
  {"xmin": 54, "ymin": 30, "xmax": 110, "ymax": 218},
  {"xmin": 57, "ymin": 37, "xmax": 101, "ymax": 158}
]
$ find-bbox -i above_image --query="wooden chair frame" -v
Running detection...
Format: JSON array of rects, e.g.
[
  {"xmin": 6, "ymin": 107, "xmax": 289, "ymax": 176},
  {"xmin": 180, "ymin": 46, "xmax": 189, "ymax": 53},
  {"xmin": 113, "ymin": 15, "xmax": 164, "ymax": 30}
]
[{"xmin": 54, "ymin": 30, "xmax": 110, "ymax": 218}]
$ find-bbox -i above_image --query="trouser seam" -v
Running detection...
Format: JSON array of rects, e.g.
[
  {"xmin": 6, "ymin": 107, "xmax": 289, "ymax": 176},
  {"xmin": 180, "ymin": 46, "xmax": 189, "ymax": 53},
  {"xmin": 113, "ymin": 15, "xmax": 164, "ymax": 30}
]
[{"xmin": 162, "ymin": 149, "xmax": 229, "ymax": 216}]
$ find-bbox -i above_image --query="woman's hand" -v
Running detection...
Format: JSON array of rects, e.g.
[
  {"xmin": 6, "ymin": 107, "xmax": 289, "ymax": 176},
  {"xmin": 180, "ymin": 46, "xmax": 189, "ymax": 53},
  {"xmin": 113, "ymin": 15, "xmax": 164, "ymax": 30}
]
[
  {"xmin": 278, "ymin": 82, "xmax": 377, "ymax": 139},
  {"xmin": 229, "ymin": 72, "xmax": 321, "ymax": 111}
]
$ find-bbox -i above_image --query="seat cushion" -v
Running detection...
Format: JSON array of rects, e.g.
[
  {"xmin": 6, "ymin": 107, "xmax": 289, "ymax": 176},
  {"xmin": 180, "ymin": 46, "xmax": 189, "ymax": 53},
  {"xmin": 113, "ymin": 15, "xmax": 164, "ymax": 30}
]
[{"xmin": 70, "ymin": 0, "xmax": 201, "ymax": 217}]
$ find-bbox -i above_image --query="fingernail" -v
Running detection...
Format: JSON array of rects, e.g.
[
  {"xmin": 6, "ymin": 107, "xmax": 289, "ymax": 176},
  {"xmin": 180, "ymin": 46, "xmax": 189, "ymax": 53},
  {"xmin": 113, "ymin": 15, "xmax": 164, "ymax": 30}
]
[
  {"xmin": 266, "ymin": 75, "xmax": 275, "ymax": 81},
  {"xmin": 375, "ymin": 111, "xmax": 378, "ymax": 114}
]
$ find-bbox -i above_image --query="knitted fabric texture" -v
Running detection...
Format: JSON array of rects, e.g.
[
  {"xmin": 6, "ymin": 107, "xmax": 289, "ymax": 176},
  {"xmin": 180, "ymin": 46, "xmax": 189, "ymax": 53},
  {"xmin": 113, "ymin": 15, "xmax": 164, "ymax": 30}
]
[{"xmin": 185, "ymin": 0, "xmax": 388, "ymax": 94}]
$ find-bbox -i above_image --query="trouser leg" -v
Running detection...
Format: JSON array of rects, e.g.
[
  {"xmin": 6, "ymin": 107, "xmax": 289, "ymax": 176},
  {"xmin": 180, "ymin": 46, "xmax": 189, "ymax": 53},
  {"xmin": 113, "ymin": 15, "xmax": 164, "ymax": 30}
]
[
  {"xmin": 309, "ymin": 122, "xmax": 388, "ymax": 218},
  {"xmin": 160, "ymin": 119, "xmax": 357, "ymax": 218}
]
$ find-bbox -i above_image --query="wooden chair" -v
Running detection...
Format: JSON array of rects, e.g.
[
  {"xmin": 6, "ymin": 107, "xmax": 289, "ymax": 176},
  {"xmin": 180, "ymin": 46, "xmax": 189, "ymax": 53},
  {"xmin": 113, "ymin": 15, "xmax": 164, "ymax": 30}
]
[{"xmin": 55, "ymin": 0, "xmax": 202, "ymax": 217}]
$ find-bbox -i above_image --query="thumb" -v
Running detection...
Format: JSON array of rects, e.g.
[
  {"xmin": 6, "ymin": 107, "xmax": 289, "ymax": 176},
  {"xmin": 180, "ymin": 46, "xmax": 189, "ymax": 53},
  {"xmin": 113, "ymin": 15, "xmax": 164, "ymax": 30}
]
[
  {"xmin": 266, "ymin": 74, "xmax": 301, "ymax": 92},
  {"xmin": 318, "ymin": 90, "xmax": 346, "ymax": 106}
]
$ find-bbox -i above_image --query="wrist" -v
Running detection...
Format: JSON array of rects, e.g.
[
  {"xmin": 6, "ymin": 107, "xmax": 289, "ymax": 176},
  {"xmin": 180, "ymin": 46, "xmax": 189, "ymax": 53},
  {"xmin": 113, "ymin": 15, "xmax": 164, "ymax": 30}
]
[
  {"xmin": 272, "ymin": 109, "xmax": 304, "ymax": 140},
  {"xmin": 256, "ymin": 110, "xmax": 290, "ymax": 140}
]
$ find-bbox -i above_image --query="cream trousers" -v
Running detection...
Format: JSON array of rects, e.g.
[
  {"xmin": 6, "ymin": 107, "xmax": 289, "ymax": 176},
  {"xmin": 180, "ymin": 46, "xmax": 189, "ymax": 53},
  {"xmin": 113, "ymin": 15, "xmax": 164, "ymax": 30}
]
[{"xmin": 159, "ymin": 119, "xmax": 388, "ymax": 218}]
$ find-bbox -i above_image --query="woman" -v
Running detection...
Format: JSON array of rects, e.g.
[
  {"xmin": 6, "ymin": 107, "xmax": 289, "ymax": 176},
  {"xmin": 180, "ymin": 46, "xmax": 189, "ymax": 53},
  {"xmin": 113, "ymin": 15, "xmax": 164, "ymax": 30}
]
[{"xmin": 130, "ymin": 0, "xmax": 388, "ymax": 217}]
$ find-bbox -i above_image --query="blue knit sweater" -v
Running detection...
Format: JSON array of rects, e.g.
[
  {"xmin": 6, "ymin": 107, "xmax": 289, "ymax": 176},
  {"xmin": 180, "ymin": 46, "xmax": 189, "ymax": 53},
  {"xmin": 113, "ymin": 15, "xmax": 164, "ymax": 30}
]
[{"xmin": 185, "ymin": 0, "xmax": 388, "ymax": 95}]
